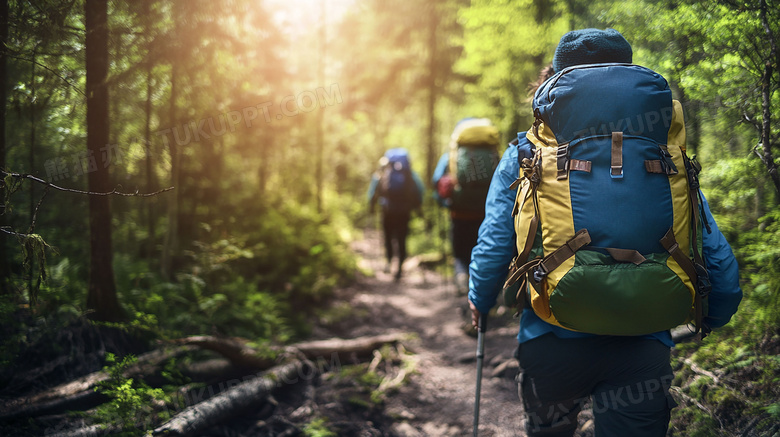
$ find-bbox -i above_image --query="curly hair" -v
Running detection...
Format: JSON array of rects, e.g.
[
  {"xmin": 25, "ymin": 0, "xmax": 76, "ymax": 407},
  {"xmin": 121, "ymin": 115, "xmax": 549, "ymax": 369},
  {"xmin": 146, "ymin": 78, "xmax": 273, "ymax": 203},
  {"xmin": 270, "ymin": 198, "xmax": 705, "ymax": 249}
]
[{"xmin": 527, "ymin": 64, "xmax": 555, "ymax": 101}]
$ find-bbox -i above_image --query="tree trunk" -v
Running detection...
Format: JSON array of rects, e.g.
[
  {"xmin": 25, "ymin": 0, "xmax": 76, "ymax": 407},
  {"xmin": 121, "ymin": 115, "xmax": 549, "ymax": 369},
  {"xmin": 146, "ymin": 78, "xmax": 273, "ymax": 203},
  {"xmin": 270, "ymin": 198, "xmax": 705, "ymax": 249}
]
[
  {"xmin": 424, "ymin": 1, "xmax": 437, "ymax": 190},
  {"xmin": 144, "ymin": 66, "xmax": 156, "ymax": 258},
  {"xmin": 28, "ymin": 47, "xmax": 36, "ymax": 296},
  {"xmin": 0, "ymin": 0, "xmax": 8, "ymax": 294},
  {"xmin": 759, "ymin": 0, "xmax": 780, "ymax": 203},
  {"xmin": 759, "ymin": 60, "xmax": 780, "ymax": 203},
  {"xmin": 85, "ymin": 0, "xmax": 124, "ymax": 322},
  {"xmin": 161, "ymin": 45, "xmax": 179, "ymax": 280},
  {"xmin": 315, "ymin": 0, "xmax": 325, "ymax": 213}
]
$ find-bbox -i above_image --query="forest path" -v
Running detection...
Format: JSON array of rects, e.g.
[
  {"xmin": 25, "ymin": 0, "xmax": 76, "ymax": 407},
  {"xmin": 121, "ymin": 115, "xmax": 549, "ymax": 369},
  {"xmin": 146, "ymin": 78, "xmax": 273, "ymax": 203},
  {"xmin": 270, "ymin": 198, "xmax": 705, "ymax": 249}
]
[{"xmin": 329, "ymin": 228, "xmax": 525, "ymax": 436}]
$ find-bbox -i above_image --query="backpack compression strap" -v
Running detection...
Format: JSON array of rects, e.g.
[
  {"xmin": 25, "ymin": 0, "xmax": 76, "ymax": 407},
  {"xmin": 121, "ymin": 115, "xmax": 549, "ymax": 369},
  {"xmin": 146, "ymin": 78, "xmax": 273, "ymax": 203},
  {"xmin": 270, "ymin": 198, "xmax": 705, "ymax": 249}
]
[
  {"xmin": 659, "ymin": 153, "xmax": 712, "ymax": 338},
  {"xmin": 503, "ymin": 229, "xmax": 592, "ymax": 290}
]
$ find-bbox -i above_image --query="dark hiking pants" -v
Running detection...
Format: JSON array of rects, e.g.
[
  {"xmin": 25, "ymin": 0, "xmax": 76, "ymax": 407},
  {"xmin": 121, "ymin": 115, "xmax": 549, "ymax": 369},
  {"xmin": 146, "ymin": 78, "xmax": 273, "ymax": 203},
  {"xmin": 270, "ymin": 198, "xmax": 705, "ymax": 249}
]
[
  {"xmin": 382, "ymin": 210, "xmax": 410, "ymax": 268},
  {"xmin": 515, "ymin": 333, "xmax": 677, "ymax": 437},
  {"xmin": 450, "ymin": 217, "xmax": 481, "ymax": 275}
]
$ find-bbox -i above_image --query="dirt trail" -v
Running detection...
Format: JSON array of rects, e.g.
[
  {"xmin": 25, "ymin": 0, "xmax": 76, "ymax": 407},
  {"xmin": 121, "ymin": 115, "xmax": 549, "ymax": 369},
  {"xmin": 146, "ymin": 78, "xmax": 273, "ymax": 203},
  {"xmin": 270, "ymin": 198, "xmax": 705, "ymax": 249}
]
[{"xmin": 332, "ymin": 229, "xmax": 526, "ymax": 436}]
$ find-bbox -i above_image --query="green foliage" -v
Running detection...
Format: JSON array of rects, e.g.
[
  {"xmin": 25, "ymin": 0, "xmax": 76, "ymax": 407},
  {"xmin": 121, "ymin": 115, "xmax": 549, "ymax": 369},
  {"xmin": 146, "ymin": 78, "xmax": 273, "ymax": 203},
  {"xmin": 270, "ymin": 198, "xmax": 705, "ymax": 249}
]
[
  {"xmin": 19, "ymin": 233, "xmax": 55, "ymax": 304},
  {"xmin": 456, "ymin": 0, "xmax": 569, "ymax": 138},
  {"xmin": 302, "ymin": 417, "xmax": 338, "ymax": 437},
  {"xmin": 92, "ymin": 353, "xmax": 166, "ymax": 436}
]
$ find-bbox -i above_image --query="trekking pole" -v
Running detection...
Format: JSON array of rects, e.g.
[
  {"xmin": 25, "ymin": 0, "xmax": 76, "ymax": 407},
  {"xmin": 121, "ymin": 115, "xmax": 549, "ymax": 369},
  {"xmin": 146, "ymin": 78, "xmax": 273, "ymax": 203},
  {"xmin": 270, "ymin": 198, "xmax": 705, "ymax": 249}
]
[
  {"xmin": 473, "ymin": 313, "xmax": 487, "ymax": 437},
  {"xmin": 440, "ymin": 206, "xmax": 451, "ymax": 293}
]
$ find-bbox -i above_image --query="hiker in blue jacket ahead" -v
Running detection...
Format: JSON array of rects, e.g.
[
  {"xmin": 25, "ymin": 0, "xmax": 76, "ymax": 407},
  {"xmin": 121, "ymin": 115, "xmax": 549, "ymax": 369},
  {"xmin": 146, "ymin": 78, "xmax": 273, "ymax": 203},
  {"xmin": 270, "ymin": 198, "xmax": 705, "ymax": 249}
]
[
  {"xmin": 468, "ymin": 29, "xmax": 742, "ymax": 437},
  {"xmin": 432, "ymin": 118, "xmax": 500, "ymax": 295},
  {"xmin": 368, "ymin": 148, "xmax": 425, "ymax": 280}
]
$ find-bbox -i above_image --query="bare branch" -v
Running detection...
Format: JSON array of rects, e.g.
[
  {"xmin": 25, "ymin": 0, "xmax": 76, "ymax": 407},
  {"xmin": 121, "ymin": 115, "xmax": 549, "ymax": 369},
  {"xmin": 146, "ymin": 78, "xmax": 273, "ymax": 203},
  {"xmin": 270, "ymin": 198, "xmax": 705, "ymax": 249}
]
[
  {"xmin": 0, "ymin": 226, "xmax": 30, "ymax": 238},
  {"xmin": 2, "ymin": 171, "xmax": 174, "ymax": 197}
]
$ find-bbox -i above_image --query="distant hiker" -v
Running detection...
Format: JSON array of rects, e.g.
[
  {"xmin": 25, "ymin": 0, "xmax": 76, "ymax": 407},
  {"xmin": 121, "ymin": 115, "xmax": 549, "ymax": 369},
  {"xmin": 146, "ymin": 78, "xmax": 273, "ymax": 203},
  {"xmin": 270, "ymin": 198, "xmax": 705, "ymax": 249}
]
[
  {"xmin": 368, "ymin": 148, "xmax": 424, "ymax": 280},
  {"xmin": 468, "ymin": 28, "xmax": 742, "ymax": 436},
  {"xmin": 432, "ymin": 118, "xmax": 500, "ymax": 295}
]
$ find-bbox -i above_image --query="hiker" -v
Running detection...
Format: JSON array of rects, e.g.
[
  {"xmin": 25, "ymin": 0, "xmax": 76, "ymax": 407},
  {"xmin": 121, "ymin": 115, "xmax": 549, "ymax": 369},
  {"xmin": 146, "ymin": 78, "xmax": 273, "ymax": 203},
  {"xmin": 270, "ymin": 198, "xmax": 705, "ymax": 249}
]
[
  {"xmin": 368, "ymin": 148, "xmax": 424, "ymax": 280},
  {"xmin": 432, "ymin": 118, "xmax": 500, "ymax": 294},
  {"xmin": 468, "ymin": 28, "xmax": 742, "ymax": 436}
]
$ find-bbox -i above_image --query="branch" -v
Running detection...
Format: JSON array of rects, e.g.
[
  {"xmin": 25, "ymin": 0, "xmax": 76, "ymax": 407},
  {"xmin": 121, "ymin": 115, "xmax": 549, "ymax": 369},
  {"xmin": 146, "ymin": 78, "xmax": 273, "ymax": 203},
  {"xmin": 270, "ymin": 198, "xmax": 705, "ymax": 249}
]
[
  {"xmin": 4, "ymin": 54, "xmax": 86, "ymax": 98},
  {"xmin": 742, "ymin": 112, "xmax": 762, "ymax": 133},
  {"xmin": 669, "ymin": 386, "xmax": 724, "ymax": 429},
  {"xmin": 0, "ymin": 226, "xmax": 31, "ymax": 238},
  {"xmin": 2, "ymin": 171, "xmax": 174, "ymax": 197},
  {"xmin": 683, "ymin": 357, "xmax": 722, "ymax": 385}
]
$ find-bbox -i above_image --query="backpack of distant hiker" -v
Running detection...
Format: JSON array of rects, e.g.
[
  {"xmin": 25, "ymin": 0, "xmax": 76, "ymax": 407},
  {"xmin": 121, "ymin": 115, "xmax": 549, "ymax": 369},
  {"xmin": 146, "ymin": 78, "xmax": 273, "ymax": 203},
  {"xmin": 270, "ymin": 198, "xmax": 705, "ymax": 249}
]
[
  {"xmin": 378, "ymin": 148, "xmax": 421, "ymax": 213},
  {"xmin": 503, "ymin": 63, "xmax": 712, "ymax": 337},
  {"xmin": 446, "ymin": 118, "xmax": 501, "ymax": 214}
]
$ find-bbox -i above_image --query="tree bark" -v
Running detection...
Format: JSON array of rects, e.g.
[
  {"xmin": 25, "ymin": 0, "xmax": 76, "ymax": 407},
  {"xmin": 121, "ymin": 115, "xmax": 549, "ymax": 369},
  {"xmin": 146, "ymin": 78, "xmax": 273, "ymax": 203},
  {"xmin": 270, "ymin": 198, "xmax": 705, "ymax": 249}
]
[
  {"xmin": 315, "ymin": 0, "xmax": 325, "ymax": 213},
  {"xmin": 424, "ymin": 1, "xmax": 437, "ymax": 191},
  {"xmin": 758, "ymin": 0, "xmax": 780, "ymax": 203},
  {"xmin": 143, "ymin": 6, "xmax": 156, "ymax": 259},
  {"xmin": 760, "ymin": 60, "xmax": 780, "ymax": 203},
  {"xmin": 0, "ymin": 0, "xmax": 8, "ymax": 294},
  {"xmin": 161, "ymin": 18, "xmax": 180, "ymax": 280},
  {"xmin": 152, "ymin": 361, "xmax": 310, "ymax": 437},
  {"xmin": 85, "ymin": 0, "xmax": 124, "ymax": 322}
]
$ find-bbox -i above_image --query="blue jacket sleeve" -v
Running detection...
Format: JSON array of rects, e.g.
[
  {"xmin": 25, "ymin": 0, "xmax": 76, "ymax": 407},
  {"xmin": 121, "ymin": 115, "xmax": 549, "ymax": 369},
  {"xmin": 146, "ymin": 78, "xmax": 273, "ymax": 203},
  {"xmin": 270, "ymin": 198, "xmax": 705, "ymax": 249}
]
[
  {"xmin": 367, "ymin": 174, "xmax": 379, "ymax": 206},
  {"xmin": 468, "ymin": 136, "xmax": 534, "ymax": 315},
  {"xmin": 700, "ymin": 193, "xmax": 742, "ymax": 329},
  {"xmin": 431, "ymin": 153, "xmax": 450, "ymax": 206},
  {"xmin": 432, "ymin": 153, "xmax": 450, "ymax": 185}
]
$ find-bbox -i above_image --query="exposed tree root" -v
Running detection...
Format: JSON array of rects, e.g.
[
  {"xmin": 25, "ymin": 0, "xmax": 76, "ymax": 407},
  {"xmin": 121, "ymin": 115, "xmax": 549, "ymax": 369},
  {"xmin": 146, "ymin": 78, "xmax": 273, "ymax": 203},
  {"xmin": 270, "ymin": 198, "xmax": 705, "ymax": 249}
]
[
  {"xmin": 151, "ymin": 360, "xmax": 311, "ymax": 437},
  {"xmin": 0, "ymin": 346, "xmax": 193, "ymax": 420}
]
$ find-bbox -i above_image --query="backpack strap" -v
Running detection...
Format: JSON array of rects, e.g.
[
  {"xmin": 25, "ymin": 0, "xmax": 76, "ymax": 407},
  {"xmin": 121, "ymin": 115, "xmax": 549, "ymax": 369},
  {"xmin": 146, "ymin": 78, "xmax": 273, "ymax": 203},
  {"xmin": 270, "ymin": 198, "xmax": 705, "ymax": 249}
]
[
  {"xmin": 532, "ymin": 229, "xmax": 592, "ymax": 282},
  {"xmin": 570, "ymin": 159, "xmax": 592, "ymax": 173},
  {"xmin": 505, "ymin": 151, "xmax": 542, "ymax": 292},
  {"xmin": 610, "ymin": 132, "xmax": 624, "ymax": 179},
  {"xmin": 604, "ymin": 247, "xmax": 646, "ymax": 265},
  {"xmin": 504, "ymin": 229, "xmax": 592, "ymax": 291},
  {"xmin": 645, "ymin": 145, "xmax": 680, "ymax": 175},
  {"xmin": 659, "ymin": 153, "xmax": 713, "ymax": 339}
]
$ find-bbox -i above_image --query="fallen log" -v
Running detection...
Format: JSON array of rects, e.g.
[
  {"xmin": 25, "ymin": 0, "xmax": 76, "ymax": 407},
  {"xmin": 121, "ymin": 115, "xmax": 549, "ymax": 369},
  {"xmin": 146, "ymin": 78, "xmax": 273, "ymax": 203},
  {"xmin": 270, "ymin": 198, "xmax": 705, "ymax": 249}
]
[
  {"xmin": 175, "ymin": 332, "xmax": 412, "ymax": 370},
  {"xmin": 295, "ymin": 332, "xmax": 413, "ymax": 361},
  {"xmin": 151, "ymin": 360, "xmax": 311, "ymax": 437},
  {"xmin": 0, "ymin": 346, "xmax": 194, "ymax": 421}
]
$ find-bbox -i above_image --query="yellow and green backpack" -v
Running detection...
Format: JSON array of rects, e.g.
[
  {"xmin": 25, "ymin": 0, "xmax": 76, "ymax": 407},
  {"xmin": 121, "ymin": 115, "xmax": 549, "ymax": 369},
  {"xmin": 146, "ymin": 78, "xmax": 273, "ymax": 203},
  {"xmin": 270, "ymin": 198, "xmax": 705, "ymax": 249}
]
[
  {"xmin": 447, "ymin": 118, "xmax": 501, "ymax": 214},
  {"xmin": 504, "ymin": 64, "xmax": 711, "ymax": 336}
]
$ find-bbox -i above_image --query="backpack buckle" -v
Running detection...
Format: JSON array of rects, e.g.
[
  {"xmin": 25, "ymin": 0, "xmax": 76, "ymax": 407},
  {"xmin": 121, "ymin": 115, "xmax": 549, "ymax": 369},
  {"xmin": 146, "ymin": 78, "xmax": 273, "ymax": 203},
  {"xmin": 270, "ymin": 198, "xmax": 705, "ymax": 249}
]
[
  {"xmin": 532, "ymin": 263, "xmax": 548, "ymax": 283},
  {"xmin": 610, "ymin": 166, "xmax": 624, "ymax": 179},
  {"xmin": 694, "ymin": 263, "xmax": 712, "ymax": 298}
]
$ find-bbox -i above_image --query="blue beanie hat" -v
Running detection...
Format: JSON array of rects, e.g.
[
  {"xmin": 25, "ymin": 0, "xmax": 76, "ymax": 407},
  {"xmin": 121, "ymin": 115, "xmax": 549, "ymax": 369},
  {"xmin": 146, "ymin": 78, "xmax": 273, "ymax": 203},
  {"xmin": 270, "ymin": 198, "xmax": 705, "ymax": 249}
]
[{"xmin": 552, "ymin": 28, "xmax": 633, "ymax": 73}]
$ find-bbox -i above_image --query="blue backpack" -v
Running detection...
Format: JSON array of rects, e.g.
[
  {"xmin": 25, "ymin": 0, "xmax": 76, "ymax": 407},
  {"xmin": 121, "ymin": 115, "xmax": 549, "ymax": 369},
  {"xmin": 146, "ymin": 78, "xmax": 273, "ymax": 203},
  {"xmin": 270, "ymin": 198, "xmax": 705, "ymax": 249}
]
[
  {"xmin": 504, "ymin": 64, "xmax": 711, "ymax": 336},
  {"xmin": 379, "ymin": 148, "xmax": 421, "ymax": 213}
]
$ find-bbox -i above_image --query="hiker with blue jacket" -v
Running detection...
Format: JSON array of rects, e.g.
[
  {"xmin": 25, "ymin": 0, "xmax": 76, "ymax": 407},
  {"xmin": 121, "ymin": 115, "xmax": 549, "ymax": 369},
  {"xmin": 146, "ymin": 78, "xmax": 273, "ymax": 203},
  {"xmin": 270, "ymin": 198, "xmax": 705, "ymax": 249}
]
[
  {"xmin": 368, "ymin": 148, "xmax": 425, "ymax": 280},
  {"xmin": 468, "ymin": 29, "xmax": 742, "ymax": 436},
  {"xmin": 432, "ymin": 118, "xmax": 500, "ymax": 295}
]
